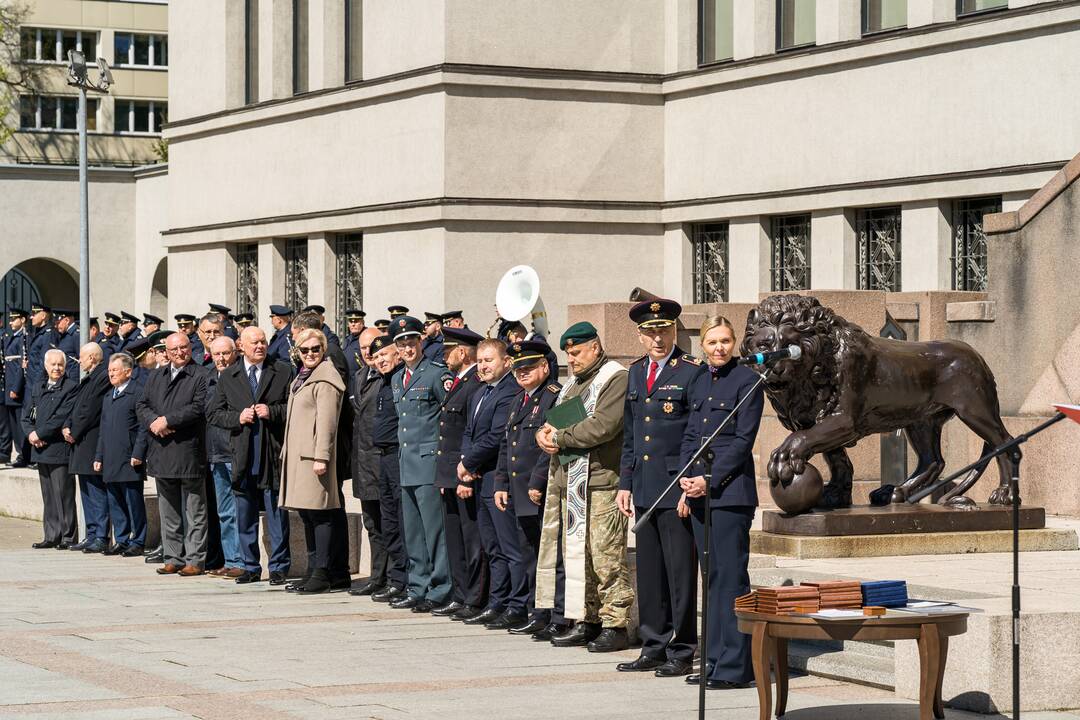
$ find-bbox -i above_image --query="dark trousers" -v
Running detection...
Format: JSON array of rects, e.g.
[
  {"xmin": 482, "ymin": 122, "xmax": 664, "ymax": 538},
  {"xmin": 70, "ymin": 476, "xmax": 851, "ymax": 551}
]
[
  {"xmin": 106, "ymin": 481, "xmax": 147, "ymax": 547},
  {"xmin": 517, "ymin": 512, "xmax": 565, "ymax": 624},
  {"xmin": 203, "ymin": 469, "xmax": 224, "ymax": 570},
  {"xmin": 299, "ymin": 509, "xmax": 334, "ymax": 571},
  {"xmin": 441, "ymin": 489, "xmax": 488, "ymax": 607},
  {"xmin": 360, "ymin": 498, "xmax": 389, "ymax": 586},
  {"xmin": 6, "ymin": 406, "xmax": 28, "ymax": 462},
  {"xmin": 635, "ymin": 505, "xmax": 698, "ymax": 664},
  {"xmin": 328, "ymin": 488, "xmax": 350, "ymax": 580},
  {"xmin": 690, "ymin": 505, "xmax": 754, "ymax": 684},
  {"xmin": 77, "ymin": 474, "xmax": 110, "ymax": 542},
  {"xmin": 234, "ymin": 484, "xmax": 291, "ymax": 574},
  {"xmin": 476, "ymin": 492, "xmax": 509, "ymax": 611},
  {"xmin": 38, "ymin": 462, "xmax": 76, "ymax": 544},
  {"xmin": 377, "ymin": 449, "xmax": 407, "ymax": 588},
  {"xmin": 0, "ymin": 404, "xmax": 11, "ymax": 459},
  {"xmin": 400, "ymin": 483, "xmax": 451, "ymax": 604}
]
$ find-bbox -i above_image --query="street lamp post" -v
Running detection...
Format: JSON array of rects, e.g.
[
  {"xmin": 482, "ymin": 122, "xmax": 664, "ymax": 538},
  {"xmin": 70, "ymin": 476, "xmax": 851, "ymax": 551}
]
[{"xmin": 66, "ymin": 51, "xmax": 113, "ymax": 350}]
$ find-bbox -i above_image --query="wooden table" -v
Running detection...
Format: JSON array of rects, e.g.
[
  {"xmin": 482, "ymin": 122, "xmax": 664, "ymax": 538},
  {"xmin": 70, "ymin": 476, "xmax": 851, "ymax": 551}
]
[{"xmin": 736, "ymin": 610, "xmax": 968, "ymax": 720}]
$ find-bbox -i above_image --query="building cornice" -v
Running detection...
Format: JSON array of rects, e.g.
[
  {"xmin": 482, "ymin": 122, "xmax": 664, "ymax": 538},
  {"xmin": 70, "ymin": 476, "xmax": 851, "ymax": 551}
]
[{"xmin": 0, "ymin": 163, "xmax": 141, "ymax": 182}]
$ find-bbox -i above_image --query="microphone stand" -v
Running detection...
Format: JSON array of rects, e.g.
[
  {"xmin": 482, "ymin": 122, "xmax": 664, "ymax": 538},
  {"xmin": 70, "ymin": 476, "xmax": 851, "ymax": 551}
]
[
  {"xmin": 905, "ymin": 411, "xmax": 1067, "ymax": 720},
  {"xmin": 632, "ymin": 365, "xmax": 772, "ymax": 720}
]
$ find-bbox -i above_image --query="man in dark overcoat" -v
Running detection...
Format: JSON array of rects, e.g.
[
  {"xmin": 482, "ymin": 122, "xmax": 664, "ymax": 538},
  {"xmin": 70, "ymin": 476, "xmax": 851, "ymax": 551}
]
[{"xmin": 64, "ymin": 343, "xmax": 113, "ymax": 554}]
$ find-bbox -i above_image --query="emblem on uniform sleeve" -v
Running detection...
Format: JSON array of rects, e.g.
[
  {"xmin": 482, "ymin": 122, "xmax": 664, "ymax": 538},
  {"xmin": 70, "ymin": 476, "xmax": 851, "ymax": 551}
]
[
  {"xmin": 649, "ymin": 302, "xmax": 661, "ymax": 312},
  {"xmin": 443, "ymin": 378, "xmax": 454, "ymax": 392},
  {"xmin": 663, "ymin": 401, "xmax": 675, "ymax": 414}
]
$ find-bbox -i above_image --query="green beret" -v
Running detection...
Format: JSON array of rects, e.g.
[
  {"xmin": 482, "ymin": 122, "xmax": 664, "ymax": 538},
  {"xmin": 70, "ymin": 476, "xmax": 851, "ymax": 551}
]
[{"xmin": 560, "ymin": 321, "xmax": 599, "ymax": 351}]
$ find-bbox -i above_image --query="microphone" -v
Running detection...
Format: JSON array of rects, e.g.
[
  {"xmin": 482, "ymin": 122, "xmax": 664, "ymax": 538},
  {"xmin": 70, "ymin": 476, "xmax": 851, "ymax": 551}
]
[{"xmin": 738, "ymin": 345, "xmax": 802, "ymax": 366}]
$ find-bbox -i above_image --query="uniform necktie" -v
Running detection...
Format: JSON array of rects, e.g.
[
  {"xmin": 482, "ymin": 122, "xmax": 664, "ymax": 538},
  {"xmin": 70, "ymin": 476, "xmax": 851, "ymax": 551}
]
[
  {"xmin": 404, "ymin": 368, "xmax": 412, "ymax": 387},
  {"xmin": 248, "ymin": 365, "xmax": 262, "ymax": 478},
  {"xmin": 112, "ymin": 388, "xmax": 120, "ymax": 400},
  {"xmin": 451, "ymin": 376, "xmax": 461, "ymax": 392},
  {"xmin": 522, "ymin": 392, "xmax": 530, "ymax": 407},
  {"xmin": 646, "ymin": 361, "xmax": 659, "ymax": 393}
]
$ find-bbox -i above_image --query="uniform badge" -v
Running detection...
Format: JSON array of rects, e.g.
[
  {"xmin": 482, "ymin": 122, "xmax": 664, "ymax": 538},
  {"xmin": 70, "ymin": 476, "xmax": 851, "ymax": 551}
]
[
  {"xmin": 532, "ymin": 405, "xmax": 540, "ymax": 415},
  {"xmin": 669, "ymin": 359, "xmax": 678, "ymax": 367},
  {"xmin": 650, "ymin": 302, "xmax": 661, "ymax": 312},
  {"xmin": 398, "ymin": 319, "xmax": 406, "ymax": 327},
  {"xmin": 443, "ymin": 378, "xmax": 454, "ymax": 392},
  {"xmin": 663, "ymin": 401, "xmax": 675, "ymax": 414},
  {"xmin": 513, "ymin": 343, "xmax": 521, "ymax": 353}
]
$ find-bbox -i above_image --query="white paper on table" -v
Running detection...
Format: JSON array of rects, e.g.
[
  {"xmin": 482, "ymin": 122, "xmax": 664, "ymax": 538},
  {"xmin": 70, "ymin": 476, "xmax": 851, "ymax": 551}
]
[
  {"xmin": 809, "ymin": 609, "xmax": 865, "ymax": 619},
  {"xmin": 906, "ymin": 601, "xmax": 954, "ymax": 608}
]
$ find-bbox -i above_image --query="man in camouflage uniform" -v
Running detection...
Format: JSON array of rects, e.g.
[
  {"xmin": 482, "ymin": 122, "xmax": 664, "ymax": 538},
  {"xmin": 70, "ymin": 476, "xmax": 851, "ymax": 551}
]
[{"xmin": 535, "ymin": 321, "xmax": 633, "ymax": 652}]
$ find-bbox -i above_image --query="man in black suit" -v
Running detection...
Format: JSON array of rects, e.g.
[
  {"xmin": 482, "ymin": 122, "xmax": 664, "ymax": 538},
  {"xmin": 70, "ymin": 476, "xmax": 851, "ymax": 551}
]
[
  {"xmin": 64, "ymin": 344, "xmax": 114, "ymax": 554},
  {"xmin": 460, "ymin": 338, "xmax": 523, "ymax": 630},
  {"xmin": 208, "ymin": 326, "xmax": 292, "ymax": 585},
  {"xmin": 432, "ymin": 327, "xmax": 487, "ymax": 620},
  {"xmin": 136, "ymin": 332, "xmax": 209, "ymax": 576}
]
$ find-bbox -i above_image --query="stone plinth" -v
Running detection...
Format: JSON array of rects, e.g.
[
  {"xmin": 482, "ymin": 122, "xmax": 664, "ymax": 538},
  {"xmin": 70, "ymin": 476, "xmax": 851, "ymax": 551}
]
[
  {"xmin": 751, "ymin": 527, "xmax": 1078, "ymax": 559},
  {"xmin": 762, "ymin": 505, "xmax": 1047, "ymax": 537}
]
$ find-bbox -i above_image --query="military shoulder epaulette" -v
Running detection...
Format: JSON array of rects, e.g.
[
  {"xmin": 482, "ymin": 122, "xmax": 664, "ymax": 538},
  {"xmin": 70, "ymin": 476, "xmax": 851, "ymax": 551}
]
[
  {"xmin": 546, "ymin": 383, "xmax": 560, "ymax": 394},
  {"xmin": 680, "ymin": 355, "xmax": 702, "ymax": 365},
  {"xmin": 432, "ymin": 361, "xmax": 448, "ymax": 368}
]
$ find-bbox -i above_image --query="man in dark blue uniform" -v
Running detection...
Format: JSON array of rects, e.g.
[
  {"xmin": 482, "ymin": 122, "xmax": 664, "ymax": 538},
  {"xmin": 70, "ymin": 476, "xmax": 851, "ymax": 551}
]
[
  {"xmin": 441, "ymin": 310, "xmax": 465, "ymax": 329},
  {"xmin": 0, "ymin": 318, "xmax": 10, "ymax": 463},
  {"xmin": 117, "ymin": 311, "xmax": 142, "ymax": 351},
  {"xmin": 142, "ymin": 313, "xmax": 163, "ymax": 336},
  {"xmin": 302, "ymin": 305, "xmax": 340, "ymax": 349},
  {"xmin": 494, "ymin": 340, "xmax": 566, "ymax": 638},
  {"xmin": 387, "ymin": 305, "xmax": 409, "ymax": 320},
  {"xmin": 3, "ymin": 309, "xmax": 31, "ymax": 465},
  {"xmin": 373, "ymin": 319, "xmax": 390, "ymax": 332},
  {"xmin": 616, "ymin": 298, "xmax": 704, "ymax": 677},
  {"xmin": 431, "ymin": 326, "xmax": 486, "ymax": 620},
  {"xmin": 54, "ymin": 309, "xmax": 81, "ymax": 380},
  {"xmin": 233, "ymin": 312, "xmax": 255, "ymax": 331},
  {"xmin": 369, "ymin": 334, "xmax": 409, "ymax": 602},
  {"xmin": 341, "ymin": 308, "xmax": 366, "ymax": 386},
  {"xmin": 266, "ymin": 305, "xmax": 294, "ymax": 365},
  {"xmin": 99, "ymin": 313, "xmax": 122, "ymax": 356},
  {"xmin": 175, "ymin": 314, "xmax": 203, "ymax": 360},
  {"xmin": 27, "ymin": 304, "xmax": 58, "ymax": 393},
  {"xmin": 209, "ymin": 304, "xmax": 238, "ymax": 340},
  {"xmin": 421, "ymin": 312, "xmax": 445, "ymax": 363}
]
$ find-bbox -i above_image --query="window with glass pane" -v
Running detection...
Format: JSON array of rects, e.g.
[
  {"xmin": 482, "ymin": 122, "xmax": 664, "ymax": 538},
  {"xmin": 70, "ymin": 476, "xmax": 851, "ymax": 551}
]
[
  {"xmin": 345, "ymin": 0, "xmax": 363, "ymax": 81},
  {"xmin": 778, "ymin": 0, "xmax": 816, "ymax": 50},
  {"xmin": 293, "ymin": 0, "xmax": 309, "ymax": 94},
  {"xmin": 285, "ymin": 238, "xmax": 309, "ymax": 311},
  {"xmin": 40, "ymin": 96, "xmax": 57, "ymax": 127},
  {"xmin": 151, "ymin": 103, "xmax": 167, "ymax": 132},
  {"xmin": 20, "ymin": 28, "xmax": 36, "ymax": 59},
  {"xmin": 700, "ymin": 0, "xmax": 734, "ymax": 65},
  {"xmin": 115, "ymin": 33, "xmax": 132, "ymax": 64},
  {"xmin": 856, "ymin": 206, "xmax": 902, "ymax": 291},
  {"xmin": 691, "ymin": 223, "xmax": 729, "ymax": 303},
  {"xmin": 246, "ymin": 0, "xmax": 260, "ymax": 103},
  {"xmin": 133, "ymin": 34, "xmax": 150, "ymax": 65},
  {"xmin": 863, "ymin": 0, "xmax": 906, "ymax": 33},
  {"xmin": 59, "ymin": 97, "xmax": 78, "ymax": 130},
  {"xmin": 61, "ymin": 30, "xmax": 78, "ymax": 62},
  {"xmin": 133, "ymin": 101, "xmax": 150, "ymax": 132},
  {"xmin": 19, "ymin": 96, "xmax": 36, "ymax": 128},
  {"xmin": 771, "ymin": 214, "xmax": 812, "ymax": 291},
  {"xmin": 952, "ymin": 196, "xmax": 1000, "ymax": 291},
  {"xmin": 86, "ymin": 99, "xmax": 98, "ymax": 131},
  {"xmin": 236, "ymin": 244, "xmax": 259, "ymax": 315},
  {"xmin": 335, "ymin": 234, "xmax": 363, "ymax": 337},
  {"xmin": 152, "ymin": 35, "xmax": 167, "ymax": 66},
  {"xmin": 957, "ymin": 0, "xmax": 1007, "ymax": 15}
]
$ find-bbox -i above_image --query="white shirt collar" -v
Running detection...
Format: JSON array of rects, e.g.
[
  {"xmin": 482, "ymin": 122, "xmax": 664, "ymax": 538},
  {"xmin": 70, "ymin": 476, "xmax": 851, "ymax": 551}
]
[
  {"xmin": 646, "ymin": 348, "xmax": 676, "ymax": 371},
  {"xmin": 116, "ymin": 381, "xmax": 130, "ymax": 394},
  {"xmin": 243, "ymin": 358, "xmax": 263, "ymax": 373},
  {"xmin": 458, "ymin": 363, "xmax": 475, "ymax": 379}
]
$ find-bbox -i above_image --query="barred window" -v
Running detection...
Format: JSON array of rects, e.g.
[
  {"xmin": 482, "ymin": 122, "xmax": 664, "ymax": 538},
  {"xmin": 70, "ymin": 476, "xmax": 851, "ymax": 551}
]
[
  {"xmin": 952, "ymin": 196, "xmax": 1000, "ymax": 292},
  {"xmin": 285, "ymin": 238, "xmax": 309, "ymax": 311},
  {"xmin": 771, "ymin": 214, "xmax": 811, "ymax": 291},
  {"xmin": 856, "ymin": 206, "xmax": 902, "ymax": 291},
  {"xmin": 691, "ymin": 223, "xmax": 729, "ymax": 303},
  {"xmin": 335, "ymin": 234, "xmax": 363, "ymax": 337},
  {"xmin": 235, "ymin": 244, "xmax": 259, "ymax": 315}
]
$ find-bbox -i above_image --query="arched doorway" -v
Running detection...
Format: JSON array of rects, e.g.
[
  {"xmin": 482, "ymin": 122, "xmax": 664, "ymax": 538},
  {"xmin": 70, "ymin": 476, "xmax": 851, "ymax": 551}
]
[
  {"xmin": 1, "ymin": 258, "xmax": 78, "ymax": 318},
  {"xmin": 2, "ymin": 267, "xmax": 42, "ymax": 318},
  {"xmin": 150, "ymin": 257, "xmax": 168, "ymax": 321}
]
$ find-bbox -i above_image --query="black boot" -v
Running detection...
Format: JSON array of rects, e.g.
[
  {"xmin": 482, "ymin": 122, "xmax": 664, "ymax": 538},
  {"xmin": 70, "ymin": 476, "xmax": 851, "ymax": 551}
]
[
  {"xmin": 297, "ymin": 568, "xmax": 331, "ymax": 595},
  {"xmin": 551, "ymin": 622, "xmax": 601, "ymax": 647},
  {"xmin": 587, "ymin": 627, "xmax": 629, "ymax": 653}
]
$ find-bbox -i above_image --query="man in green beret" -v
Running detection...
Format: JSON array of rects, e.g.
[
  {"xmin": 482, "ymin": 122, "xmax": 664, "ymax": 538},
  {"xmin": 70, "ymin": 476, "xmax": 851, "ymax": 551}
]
[{"xmin": 534, "ymin": 321, "xmax": 633, "ymax": 652}]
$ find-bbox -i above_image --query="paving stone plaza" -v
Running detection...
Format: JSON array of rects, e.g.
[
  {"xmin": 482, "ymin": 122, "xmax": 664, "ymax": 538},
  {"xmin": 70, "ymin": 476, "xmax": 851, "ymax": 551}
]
[{"xmin": 2, "ymin": 513, "xmax": 1079, "ymax": 720}]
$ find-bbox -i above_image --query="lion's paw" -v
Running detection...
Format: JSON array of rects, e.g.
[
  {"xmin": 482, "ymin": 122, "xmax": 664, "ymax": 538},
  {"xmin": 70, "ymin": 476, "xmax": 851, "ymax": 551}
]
[
  {"xmin": 988, "ymin": 485, "xmax": 1017, "ymax": 506},
  {"xmin": 942, "ymin": 495, "xmax": 978, "ymax": 511}
]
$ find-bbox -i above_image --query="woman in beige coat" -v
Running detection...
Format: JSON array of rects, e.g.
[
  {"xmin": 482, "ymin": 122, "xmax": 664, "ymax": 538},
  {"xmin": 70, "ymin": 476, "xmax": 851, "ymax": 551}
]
[{"xmin": 279, "ymin": 328, "xmax": 346, "ymax": 593}]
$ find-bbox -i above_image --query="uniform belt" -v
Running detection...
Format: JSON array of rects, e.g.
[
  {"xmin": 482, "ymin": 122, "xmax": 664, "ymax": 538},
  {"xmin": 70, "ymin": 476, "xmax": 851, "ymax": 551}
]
[{"xmin": 376, "ymin": 445, "xmax": 399, "ymax": 455}]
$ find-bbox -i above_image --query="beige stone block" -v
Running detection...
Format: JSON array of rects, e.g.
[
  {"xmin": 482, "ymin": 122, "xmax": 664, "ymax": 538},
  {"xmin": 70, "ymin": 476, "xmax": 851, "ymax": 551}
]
[
  {"xmin": 946, "ymin": 301, "xmax": 996, "ymax": 323},
  {"xmin": 751, "ymin": 527, "xmax": 1078, "ymax": 559}
]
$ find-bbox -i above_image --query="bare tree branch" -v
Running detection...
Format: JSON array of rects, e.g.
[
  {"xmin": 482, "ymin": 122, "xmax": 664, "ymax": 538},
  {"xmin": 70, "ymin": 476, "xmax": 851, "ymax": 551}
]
[{"xmin": 1, "ymin": 0, "xmax": 46, "ymax": 144}]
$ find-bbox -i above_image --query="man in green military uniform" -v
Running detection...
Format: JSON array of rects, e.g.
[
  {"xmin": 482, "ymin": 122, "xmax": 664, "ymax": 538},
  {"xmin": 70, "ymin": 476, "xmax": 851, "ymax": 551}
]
[{"xmin": 535, "ymin": 321, "xmax": 634, "ymax": 652}]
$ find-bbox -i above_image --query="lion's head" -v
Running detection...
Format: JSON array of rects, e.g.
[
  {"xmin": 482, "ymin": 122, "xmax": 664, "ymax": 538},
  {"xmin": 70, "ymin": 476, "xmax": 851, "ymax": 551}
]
[{"xmin": 741, "ymin": 294, "xmax": 865, "ymax": 430}]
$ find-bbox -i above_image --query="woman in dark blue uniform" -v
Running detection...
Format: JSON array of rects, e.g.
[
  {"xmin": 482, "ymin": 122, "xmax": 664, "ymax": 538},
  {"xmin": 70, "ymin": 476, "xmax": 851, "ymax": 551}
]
[{"xmin": 679, "ymin": 315, "xmax": 764, "ymax": 690}]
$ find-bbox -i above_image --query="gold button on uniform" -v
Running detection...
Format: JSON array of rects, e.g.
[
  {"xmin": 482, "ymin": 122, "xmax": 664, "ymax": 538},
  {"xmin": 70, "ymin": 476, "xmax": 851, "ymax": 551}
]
[
  {"xmin": 644, "ymin": 435, "xmax": 650, "ymax": 442},
  {"xmin": 645, "ymin": 398, "xmax": 651, "ymax": 403},
  {"xmin": 643, "ymin": 454, "xmax": 650, "ymax": 461},
  {"xmin": 511, "ymin": 456, "xmax": 517, "ymax": 461},
  {"xmin": 645, "ymin": 417, "xmax": 651, "ymax": 422}
]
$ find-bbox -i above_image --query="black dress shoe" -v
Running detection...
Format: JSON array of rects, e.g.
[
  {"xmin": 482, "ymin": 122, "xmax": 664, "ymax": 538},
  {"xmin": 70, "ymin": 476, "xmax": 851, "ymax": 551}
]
[
  {"xmin": 486, "ymin": 610, "xmax": 527, "ymax": 630},
  {"xmin": 411, "ymin": 599, "xmax": 435, "ymax": 613},
  {"xmin": 588, "ymin": 627, "xmax": 629, "ymax": 653},
  {"xmin": 431, "ymin": 600, "xmax": 464, "ymax": 616},
  {"xmin": 268, "ymin": 571, "xmax": 287, "ymax": 586},
  {"xmin": 390, "ymin": 595, "xmax": 422, "ymax": 610},
  {"xmin": 56, "ymin": 542, "xmax": 71, "ymax": 550},
  {"xmin": 508, "ymin": 617, "xmax": 549, "ymax": 636},
  {"xmin": 297, "ymin": 569, "xmax": 331, "ymax": 594},
  {"xmin": 103, "ymin": 544, "xmax": 128, "ymax": 556},
  {"xmin": 348, "ymin": 581, "xmax": 383, "ymax": 597},
  {"xmin": 372, "ymin": 585, "xmax": 405, "ymax": 603},
  {"xmin": 122, "ymin": 545, "xmax": 145, "ymax": 557},
  {"xmin": 685, "ymin": 674, "xmax": 751, "ymax": 690},
  {"xmin": 655, "ymin": 659, "xmax": 693, "ymax": 677},
  {"xmin": 144, "ymin": 547, "xmax": 163, "ymax": 564},
  {"xmin": 463, "ymin": 607, "xmax": 503, "ymax": 626},
  {"xmin": 329, "ymin": 575, "xmax": 352, "ymax": 592},
  {"xmin": 31, "ymin": 540, "xmax": 57, "ymax": 549},
  {"xmin": 69, "ymin": 539, "xmax": 91, "ymax": 551},
  {"xmin": 450, "ymin": 605, "xmax": 484, "ymax": 621},
  {"xmin": 532, "ymin": 622, "xmax": 570, "ymax": 642},
  {"xmin": 82, "ymin": 540, "xmax": 107, "ymax": 554},
  {"xmin": 617, "ymin": 655, "xmax": 665, "ymax": 672},
  {"xmin": 11, "ymin": 459, "xmax": 29, "ymax": 468},
  {"xmin": 551, "ymin": 622, "xmax": 601, "ymax": 647},
  {"xmin": 235, "ymin": 570, "xmax": 262, "ymax": 584}
]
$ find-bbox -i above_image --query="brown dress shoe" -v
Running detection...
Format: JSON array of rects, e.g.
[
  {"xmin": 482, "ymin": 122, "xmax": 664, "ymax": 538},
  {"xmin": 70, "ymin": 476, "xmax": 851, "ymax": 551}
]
[
  {"xmin": 221, "ymin": 567, "xmax": 246, "ymax": 578},
  {"xmin": 178, "ymin": 565, "xmax": 204, "ymax": 577},
  {"xmin": 156, "ymin": 563, "xmax": 182, "ymax": 575},
  {"xmin": 207, "ymin": 567, "xmax": 225, "ymax": 577}
]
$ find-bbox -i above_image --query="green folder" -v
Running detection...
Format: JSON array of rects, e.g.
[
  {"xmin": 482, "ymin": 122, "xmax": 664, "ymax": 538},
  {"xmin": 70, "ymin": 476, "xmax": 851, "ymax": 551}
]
[{"xmin": 546, "ymin": 395, "xmax": 588, "ymax": 466}]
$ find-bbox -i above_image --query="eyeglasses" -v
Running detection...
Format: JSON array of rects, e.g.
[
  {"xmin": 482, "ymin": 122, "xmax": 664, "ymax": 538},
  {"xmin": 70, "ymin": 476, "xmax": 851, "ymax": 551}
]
[{"xmin": 297, "ymin": 345, "xmax": 322, "ymax": 356}]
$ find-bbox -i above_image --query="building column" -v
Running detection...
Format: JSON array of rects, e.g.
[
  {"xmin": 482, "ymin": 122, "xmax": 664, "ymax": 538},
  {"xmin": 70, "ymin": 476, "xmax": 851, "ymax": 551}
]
[
  {"xmin": 166, "ymin": 245, "xmax": 237, "ymax": 325},
  {"xmin": 662, "ymin": 224, "xmax": 693, "ymax": 304},
  {"xmin": 309, "ymin": 0, "xmax": 345, "ymax": 91},
  {"xmin": 901, "ymin": 201, "xmax": 952, "ymax": 291},
  {"xmin": 733, "ymin": 1, "xmax": 776, "ymax": 61},
  {"xmin": 307, "ymin": 233, "xmax": 336, "ymax": 330},
  {"xmin": 225, "ymin": 0, "xmax": 247, "ymax": 109},
  {"xmin": 907, "ymin": 0, "xmax": 956, "ymax": 28},
  {"xmin": 816, "ymin": 0, "xmax": 862, "ymax": 45},
  {"xmin": 665, "ymin": 0, "xmax": 699, "ymax": 73},
  {"xmin": 259, "ymin": 0, "xmax": 293, "ymax": 101},
  {"xmin": 810, "ymin": 209, "xmax": 857, "ymax": 290},
  {"xmin": 728, "ymin": 217, "xmax": 770, "ymax": 302},
  {"xmin": 257, "ymin": 239, "xmax": 285, "ymax": 330}
]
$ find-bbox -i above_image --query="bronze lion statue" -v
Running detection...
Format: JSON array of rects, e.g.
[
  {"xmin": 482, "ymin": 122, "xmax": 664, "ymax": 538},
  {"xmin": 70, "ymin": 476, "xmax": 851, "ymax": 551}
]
[{"xmin": 741, "ymin": 294, "xmax": 1015, "ymax": 511}]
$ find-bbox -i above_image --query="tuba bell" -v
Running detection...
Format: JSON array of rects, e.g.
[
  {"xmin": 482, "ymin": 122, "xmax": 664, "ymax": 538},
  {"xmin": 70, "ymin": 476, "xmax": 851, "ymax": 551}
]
[{"xmin": 494, "ymin": 265, "xmax": 549, "ymax": 339}]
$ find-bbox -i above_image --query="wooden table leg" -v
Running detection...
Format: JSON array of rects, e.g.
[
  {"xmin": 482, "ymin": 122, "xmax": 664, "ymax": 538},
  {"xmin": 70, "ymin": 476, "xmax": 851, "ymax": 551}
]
[
  {"xmin": 751, "ymin": 621, "xmax": 773, "ymax": 720},
  {"xmin": 917, "ymin": 623, "xmax": 942, "ymax": 720},
  {"xmin": 934, "ymin": 636, "xmax": 949, "ymax": 719},
  {"xmin": 775, "ymin": 637, "xmax": 789, "ymax": 718}
]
